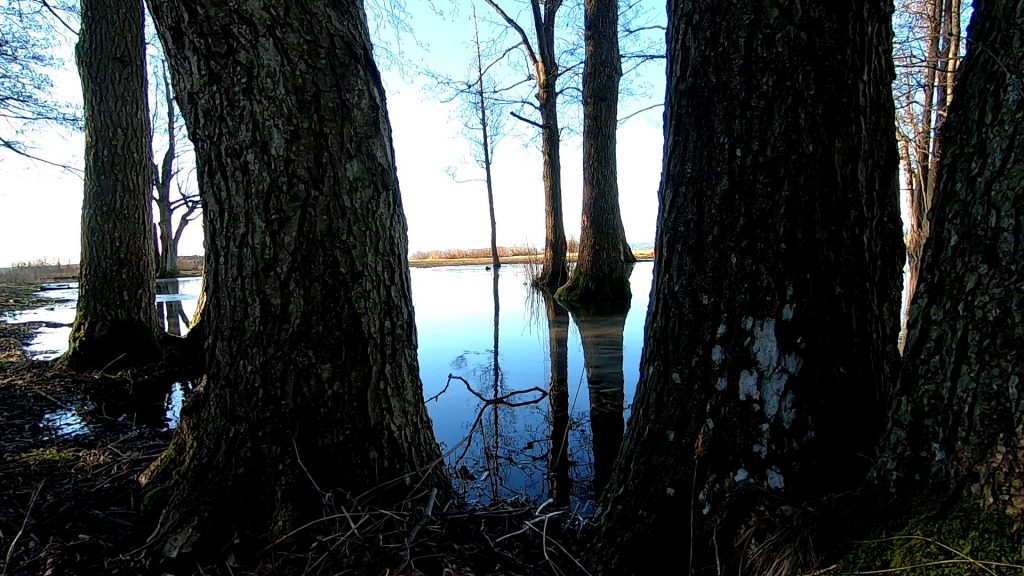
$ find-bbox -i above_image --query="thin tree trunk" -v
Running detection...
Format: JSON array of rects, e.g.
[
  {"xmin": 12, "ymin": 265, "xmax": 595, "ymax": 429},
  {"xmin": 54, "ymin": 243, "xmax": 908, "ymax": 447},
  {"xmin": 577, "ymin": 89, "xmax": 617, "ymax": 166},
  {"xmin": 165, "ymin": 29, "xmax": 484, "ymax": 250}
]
[
  {"xmin": 474, "ymin": 10, "xmax": 501, "ymax": 271},
  {"xmin": 481, "ymin": 0, "xmax": 567, "ymax": 291},
  {"xmin": 65, "ymin": 0, "xmax": 160, "ymax": 371},
  {"xmin": 154, "ymin": 65, "xmax": 179, "ymax": 278},
  {"xmin": 534, "ymin": 0, "xmax": 569, "ymax": 292},
  {"xmin": 877, "ymin": 0, "xmax": 1024, "ymax": 517},
  {"xmin": 591, "ymin": 1, "xmax": 903, "ymax": 573},
  {"xmin": 557, "ymin": 0, "xmax": 632, "ymax": 306},
  {"xmin": 142, "ymin": 0, "xmax": 446, "ymax": 562}
]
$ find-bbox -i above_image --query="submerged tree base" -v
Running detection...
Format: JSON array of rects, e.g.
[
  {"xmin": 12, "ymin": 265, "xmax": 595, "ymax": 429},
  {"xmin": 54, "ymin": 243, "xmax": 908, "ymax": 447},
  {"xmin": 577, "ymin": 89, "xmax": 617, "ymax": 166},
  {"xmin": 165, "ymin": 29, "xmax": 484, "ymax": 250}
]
[{"xmin": 555, "ymin": 266, "xmax": 631, "ymax": 310}]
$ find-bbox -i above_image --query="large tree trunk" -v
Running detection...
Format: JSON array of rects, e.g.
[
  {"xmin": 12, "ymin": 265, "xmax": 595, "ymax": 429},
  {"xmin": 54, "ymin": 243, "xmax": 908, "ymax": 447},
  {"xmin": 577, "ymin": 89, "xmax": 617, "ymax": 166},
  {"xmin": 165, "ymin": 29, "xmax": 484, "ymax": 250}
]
[
  {"xmin": 557, "ymin": 0, "xmax": 632, "ymax": 305},
  {"xmin": 590, "ymin": 1, "xmax": 903, "ymax": 573},
  {"xmin": 141, "ymin": 0, "xmax": 446, "ymax": 563},
  {"xmin": 65, "ymin": 0, "xmax": 160, "ymax": 371},
  {"xmin": 877, "ymin": 0, "xmax": 1023, "ymax": 518}
]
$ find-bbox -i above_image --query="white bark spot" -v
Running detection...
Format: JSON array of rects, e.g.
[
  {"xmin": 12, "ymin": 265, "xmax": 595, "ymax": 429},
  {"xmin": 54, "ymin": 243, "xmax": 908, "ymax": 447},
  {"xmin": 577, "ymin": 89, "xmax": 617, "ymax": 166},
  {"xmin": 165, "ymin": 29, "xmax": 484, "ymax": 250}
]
[
  {"xmin": 763, "ymin": 371, "xmax": 787, "ymax": 419},
  {"xmin": 753, "ymin": 443, "xmax": 767, "ymax": 457},
  {"xmin": 666, "ymin": 430, "xmax": 676, "ymax": 442},
  {"xmin": 715, "ymin": 377, "xmax": 728, "ymax": 391},
  {"xmin": 780, "ymin": 392, "xmax": 797, "ymax": 429},
  {"xmin": 711, "ymin": 345, "xmax": 724, "ymax": 367},
  {"xmin": 753, "ymin": 319, "xmax": 779, "ymax": 371},
  {"xmin": 783, "ymin": 352, "xmax": 803, "ymax": 374},
  {"xmin": 739, "ymin": 370, "xmax": 759, "ymax": 401},
  {"xmin": 767, "ymin": 467, "xmax": 785, "ymax": 490},
  {"xmin": 742, "ymin": 317, "xmax": 753, "ymax": 331},
  {"xmin": 932, "ymin": 443, "xmax": 946, "ymax": 461},
  {"xmin": 717, "ymin": 323, "xmax": 728, "ymax": 338},
  {"xmin": 734, "ymin": 468, "xmax": 749, "ymax": 483},
  {"xmin": 782, "ymin": 303, "xmax": 795, "ymax": 321},
  {"xmin": 666, "ymin": 487, "xmax": 676, "ymax": 496},
  {"xmin": 672, "ymin": 372, "xmax": 682, "ymax": 384}
]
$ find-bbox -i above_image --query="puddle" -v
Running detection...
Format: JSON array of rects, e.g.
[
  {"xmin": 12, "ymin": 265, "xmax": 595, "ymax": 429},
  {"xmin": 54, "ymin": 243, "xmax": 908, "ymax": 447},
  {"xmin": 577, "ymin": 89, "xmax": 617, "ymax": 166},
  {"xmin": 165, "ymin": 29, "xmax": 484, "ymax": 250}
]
[{"xmin": 42, "ymin": 408, "xmax": 88, "ymax": 438}]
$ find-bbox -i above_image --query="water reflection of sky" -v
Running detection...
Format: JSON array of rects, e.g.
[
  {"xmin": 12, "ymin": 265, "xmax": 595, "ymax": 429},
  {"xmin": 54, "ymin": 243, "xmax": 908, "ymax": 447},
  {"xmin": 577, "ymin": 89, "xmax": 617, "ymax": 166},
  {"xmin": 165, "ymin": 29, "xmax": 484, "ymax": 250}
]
[
  {"xmin": 412, "ymin": 262, "xmax": 652, "ymax": 506},
  {"xmin": 9, "ymin": 264, "xmax": 653, "ymax": 505},
  {"xmin": 7, "ymin": 277, "xmax": 202, "ymax": 360}
]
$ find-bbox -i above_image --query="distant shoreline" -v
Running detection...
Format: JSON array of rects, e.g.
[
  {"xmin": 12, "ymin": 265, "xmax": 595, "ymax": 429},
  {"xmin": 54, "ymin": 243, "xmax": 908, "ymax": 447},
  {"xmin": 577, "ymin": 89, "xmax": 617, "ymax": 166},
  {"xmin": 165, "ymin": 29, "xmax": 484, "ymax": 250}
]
[
  {"xmin": 409, "ymin": 247, "xmax": 655, "ymax": 268},
  {"xmin": 0, "ymin": 248, "xmax": 656, "ymax": 283}
]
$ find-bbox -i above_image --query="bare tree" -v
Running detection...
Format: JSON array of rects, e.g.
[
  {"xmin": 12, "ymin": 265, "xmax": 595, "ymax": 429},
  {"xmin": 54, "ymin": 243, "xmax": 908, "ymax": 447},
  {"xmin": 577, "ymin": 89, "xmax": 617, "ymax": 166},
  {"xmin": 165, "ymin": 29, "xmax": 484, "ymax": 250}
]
[
  {"xmin": 150, "ymin": 60, "xmax": 199, "ymax": 278},
  {"xmin": 482, "ymin": 0, "xmax": 569, "ymax": 291},
  {"xmin": 893, "ymin": 0, "xmax": 966, "ymax": 345},
  {"xmin": 0, "ymin": 0, "xmax": 81, "ymax": 167}
]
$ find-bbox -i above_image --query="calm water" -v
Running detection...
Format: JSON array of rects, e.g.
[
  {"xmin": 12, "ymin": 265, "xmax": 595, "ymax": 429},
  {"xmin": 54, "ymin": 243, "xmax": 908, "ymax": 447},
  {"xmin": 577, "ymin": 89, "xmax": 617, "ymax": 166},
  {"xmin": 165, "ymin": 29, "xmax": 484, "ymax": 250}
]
[{"xmin": 8, "ymin": 263, "xmax": 654, "ymax": 506}]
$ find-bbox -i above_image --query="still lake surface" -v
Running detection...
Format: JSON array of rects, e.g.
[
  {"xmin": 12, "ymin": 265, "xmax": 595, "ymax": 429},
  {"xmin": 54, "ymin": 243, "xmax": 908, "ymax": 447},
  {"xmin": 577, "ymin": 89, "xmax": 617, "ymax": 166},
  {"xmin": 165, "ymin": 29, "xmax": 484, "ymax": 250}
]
[{"xmin": 8, "ymin": 262, "xmax": 654, "ymax": 508}]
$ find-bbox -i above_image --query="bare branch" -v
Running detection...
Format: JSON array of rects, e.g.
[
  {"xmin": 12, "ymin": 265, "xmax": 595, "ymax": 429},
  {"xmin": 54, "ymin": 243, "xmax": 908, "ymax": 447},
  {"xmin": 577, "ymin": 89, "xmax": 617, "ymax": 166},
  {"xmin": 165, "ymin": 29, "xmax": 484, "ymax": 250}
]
[
  {"xmin": 482, "ymin": 0, "xmax": 539, "ymax": 66},
  {"xmin": 510, "ymin": 111, "xmax": 543, "ymax": 129}
]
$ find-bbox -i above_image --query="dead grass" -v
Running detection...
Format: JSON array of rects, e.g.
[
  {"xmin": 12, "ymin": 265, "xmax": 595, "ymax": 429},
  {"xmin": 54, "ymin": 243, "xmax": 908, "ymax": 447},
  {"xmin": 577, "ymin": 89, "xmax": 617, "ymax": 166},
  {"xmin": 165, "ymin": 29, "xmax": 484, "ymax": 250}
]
[
  {"xmin": 410, "ymin": 245, "xmax": 541, "ymax": 261},
  {"xmin": 0, "ymin": 255, "xmax": 206, "ymax": 285}
]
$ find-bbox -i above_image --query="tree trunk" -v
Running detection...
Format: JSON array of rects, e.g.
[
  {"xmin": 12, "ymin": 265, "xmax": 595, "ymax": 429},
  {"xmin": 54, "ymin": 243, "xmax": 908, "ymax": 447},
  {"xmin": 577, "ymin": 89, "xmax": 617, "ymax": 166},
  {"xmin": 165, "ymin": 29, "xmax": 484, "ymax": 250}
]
[
  {"xmin": 474, "ymin": 10, "xmax": 501, "ymax": 271},
  {"xmin": 590, "ymin": 1, "xmax": 903, "ymax": 573},
  {"xmin": 557, "ymin": 0, "xmax": 632, "ymax": 305},
  {"xmin": 533, "ymin": 0, "xmax": 569, "ymax": 292},
  {"xmin": 142, "ymin": 0, "xmax": 446, "ymax": 562},
  {"xmin": 65, "ymin": 0, "xmax": 160, "ymax": 371},
  {"xmin": 154, "ymin": 63, "xmax": 180, "ymax": 279},
  {"xmin": 877, "ymin": 0, "xmax": 1024, "ymax": 517}
]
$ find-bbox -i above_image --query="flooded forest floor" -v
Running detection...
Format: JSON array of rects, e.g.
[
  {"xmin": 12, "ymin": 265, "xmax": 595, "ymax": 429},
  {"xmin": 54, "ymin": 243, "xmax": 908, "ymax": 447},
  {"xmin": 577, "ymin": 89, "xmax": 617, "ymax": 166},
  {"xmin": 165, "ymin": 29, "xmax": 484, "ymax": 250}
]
[{"xmin": 0, "ymin": 283, "xmax": 592, "ymax": 576}]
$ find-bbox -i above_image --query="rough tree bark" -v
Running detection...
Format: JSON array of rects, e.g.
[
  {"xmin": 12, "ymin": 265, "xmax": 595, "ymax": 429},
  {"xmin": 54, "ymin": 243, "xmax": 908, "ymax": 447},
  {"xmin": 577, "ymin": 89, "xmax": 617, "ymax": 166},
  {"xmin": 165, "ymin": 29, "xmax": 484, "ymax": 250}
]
[
  {"xmin": 557, "ymin": 0, "xmax": 633, "ymax": 305},
  {"xmin": 878, "ymin": 0, "xmax": 1023, "ymax": 518},
  {"xmin": 484, "ymin": 0, "xmax": 568, "ymax": 291},
  {"xmin": 141, "ymin": 0, "xmax": 446, "ymax": 562},
  {"xmin": 590, "ymin": 1, "xmax": 904, "ymax": 573},
  {"xmin": 64, "ymin": 0, "xmax": 160, "ymax": 371}
]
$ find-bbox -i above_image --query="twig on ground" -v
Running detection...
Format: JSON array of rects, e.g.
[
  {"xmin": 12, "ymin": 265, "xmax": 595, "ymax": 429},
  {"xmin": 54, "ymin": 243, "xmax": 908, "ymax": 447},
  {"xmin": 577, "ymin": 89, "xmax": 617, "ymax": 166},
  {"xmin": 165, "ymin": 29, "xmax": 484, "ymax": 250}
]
[
  {"xmin": 31, "ymin": 389, "xmax": 72, "ymax": 411},
  {"xmin": 3, "ymin": 480, "xmax": 44, "ymax": 576},
  {"xmin": 397, "ymin": 487, "xmax": 438, "ymax": 573}
]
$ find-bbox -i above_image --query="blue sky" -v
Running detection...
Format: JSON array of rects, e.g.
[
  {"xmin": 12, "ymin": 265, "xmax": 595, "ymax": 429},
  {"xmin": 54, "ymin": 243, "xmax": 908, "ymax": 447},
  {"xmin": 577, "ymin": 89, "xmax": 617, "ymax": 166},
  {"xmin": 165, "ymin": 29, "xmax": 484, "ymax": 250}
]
[{"xmin": 0, "ymin": 0, "xmax": 666, "ymax": 267}]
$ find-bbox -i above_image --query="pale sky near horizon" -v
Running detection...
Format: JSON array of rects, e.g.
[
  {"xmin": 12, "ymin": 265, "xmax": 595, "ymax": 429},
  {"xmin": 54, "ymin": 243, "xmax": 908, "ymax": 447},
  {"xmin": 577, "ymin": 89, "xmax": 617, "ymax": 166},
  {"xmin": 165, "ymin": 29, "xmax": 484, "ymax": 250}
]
[{"xmin": 0, "ymin": 1, "xmax": 666, "ymax": 268}]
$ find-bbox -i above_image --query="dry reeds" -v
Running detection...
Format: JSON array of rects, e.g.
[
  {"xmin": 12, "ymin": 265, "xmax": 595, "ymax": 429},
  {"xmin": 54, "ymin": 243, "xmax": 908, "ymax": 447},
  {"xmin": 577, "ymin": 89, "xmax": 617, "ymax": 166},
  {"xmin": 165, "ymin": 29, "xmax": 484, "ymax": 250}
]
[{"xmin": 410, "ymin": 245, "xmax": 540, "ymax": 261}]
